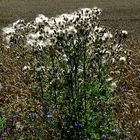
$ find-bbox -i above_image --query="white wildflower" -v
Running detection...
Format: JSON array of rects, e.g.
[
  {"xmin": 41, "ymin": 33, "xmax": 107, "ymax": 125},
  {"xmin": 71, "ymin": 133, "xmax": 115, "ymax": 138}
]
[
  {"xmin": 106, "ymin": 77, "xmax": 113, "ymax": 82},
  {"xmin": 78, "ymin": 68, "xmax": 83, "ymax": 73},
  {"xmin": 35, "ymin": 14, "xmax": 48, "ymax": 24},
  {"xmin": 22, "ymin": 66, "xmax": 30, "ymax": 71},
  {"xmin": 26, "ymin": 39, "xmax": 36, "ymax": 46},
  {"xmin": 36, "ymin": 40, "xmax": 46, "ymax": 51},
  {"xmin": 112, "ymin": 44, "xmax": 120, "ymax": 51},
  {"xmin": 105, "ymin": 51, "xmax": 111, "ymax": 57},
  {"xmin": 44, "ymin": 27, "xmax": 55, "ymax": 36},
  {"xmin": 2, "ymin": 26, "xmax": 15, "ymax": 35},
  {"xmin": 45, "ymin": 39, "xmax": 53, "ymax": 46},
  {"xmin": 35, "ymin": 66, "xmax": 45, "ymax": 72},
  {"xmin": 94, "ymin": 26, "xmax": 103, "ymax": 32},
  {"xmin": 110, "ymin": 82, "xmax": 117, "ymax": 88},
  {"xmin": 63, "ymin": 14, "xmax": 76, "ymax": 23},
  {"xmin": 119, "ymin": 57, "xmax": 126, "ymax": 62},
  {"xmin": 54, "ymin": 17, "xmax": 65, "ymax": 27},
  {"xmin": 16, "ymin": 122, "xmax": 21, "ymax": 130},
  {"xmin": 5, "ymin": 45, "xmax": 10, "ymax": 49},
  {"xmin": 121, "ymin": 30, "xmax": 128, "ymax": 36},
  {"xmin": 92, "ymin": 7, "xmax": 102, "ymax": 15},
  {"xmin": 120, "ymin": 30, "xmax": 128, "ymax": 38},
  {"xmin": 102, "ymin": 59, "xmax": 107, "ymax": 65},
  {"xmin": 111, "ymin": 58, "xmax": 116, "ymax": 64},
  {"xmin": 16, "ymin": 122, "xmax": 23, "ymax": 130},
  {"xmin": 26, "ymin": 22, "xmax": 37, "ymax": 30},
  {"xmin": 4, "ymin": 35, "xmax": 12, "ymax": 44},
  {"xmin": 63, "ymin": 54, "xmax": 68, "ymax": 62},
  {"xmin": 37, "ymin": 40, "xmax": 45, "ymax": 47},
  {"xmin": 26, "ymin": 32, "xmax": 40, "ymax": 46},
  {"xmin": 13, "ymin": 19, "xmax": 25, "ymax": 29},
  {"xmin": 66, "ymin": 26, "xmax": 77, "ymax": 34},
  {"xmin": 115, "ymin": 71, "xmax": 121, "ymax": 74},
  {"xmin": 13, "ymin": 19, "xmax": 24, "ymax": 25},
  {"xmin": 61, "ymin": 13, "xmax": 74, "ymax": 22},
  {"xmin": 102, "ymin": 32, "xmax": 113, "ymax": 41},
  {"xmin": 26, "ymin": 32, "xmax": 40, "ymax": 40},
  {"xmin": 81, "ymin": 8, "xmax": 92, "ymax": 16}
]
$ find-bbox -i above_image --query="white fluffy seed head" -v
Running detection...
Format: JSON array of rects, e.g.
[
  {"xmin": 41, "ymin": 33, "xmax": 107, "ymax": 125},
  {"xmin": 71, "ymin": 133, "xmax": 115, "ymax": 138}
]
[
  {"xmin": 106, "ymin": 77, "xmax": 113, "ymax": 82},
  {"xmin": 2, "ymin": 26, "xmax": 15, "ymax": 35},
  {"xmin": 121, "ymin": 30, "xmax": 128, "ymax": 35},
  {"xmin": 110, "ymin": 82, "xmax": 117, "ymax": 88},
  {"xmin": 22, "ymin": 66, "xmax": 30, "ymax": 71},
  {"xmin": 119, "ymin": 57, "xmax": 126, "ymax": 62},
  {"xmin": 102, "ymin": 32, "xmax": 113, "ymax": 41},
  {"xmin": 35, "ymin": 66, "xmax": 45, "ymax": 72},
  {"xmin": 35, "ymin": 14, "xmax": 48, "ymax": 24}
]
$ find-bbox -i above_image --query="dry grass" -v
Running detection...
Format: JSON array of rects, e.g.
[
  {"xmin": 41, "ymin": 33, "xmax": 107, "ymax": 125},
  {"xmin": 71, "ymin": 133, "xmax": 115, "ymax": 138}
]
[{"xmin": 116, "ymin": 40, "xmax": 140, "ymax": 139}]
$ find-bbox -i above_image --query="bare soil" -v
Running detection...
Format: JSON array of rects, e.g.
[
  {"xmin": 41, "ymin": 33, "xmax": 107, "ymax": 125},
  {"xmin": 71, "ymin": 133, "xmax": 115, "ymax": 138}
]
[{"xmin": 0, "ymin": 0, "xmax": 140, "ymax": 40}]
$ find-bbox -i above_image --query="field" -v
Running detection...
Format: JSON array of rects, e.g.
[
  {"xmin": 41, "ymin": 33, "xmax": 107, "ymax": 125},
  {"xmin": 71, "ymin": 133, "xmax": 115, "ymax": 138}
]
[
  {"xmin": 0, "ymin": 0, "xmax": 140, "ymax": 40},
  {"xmin": 0, "ymin": 0, "xmax": 140, "ymax": 139}
]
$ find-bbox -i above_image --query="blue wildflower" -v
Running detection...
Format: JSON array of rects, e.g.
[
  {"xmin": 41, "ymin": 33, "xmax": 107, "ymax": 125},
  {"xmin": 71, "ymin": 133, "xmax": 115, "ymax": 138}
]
[
  {"xmin": 74, "ymin": 122, "xmax": 81, "ymax": 127},
  {"xmin": 119, "ymin": 87, "xmax": 128, "ymax": 93},
  {"xmin": 101, "ymin": 134, "xmax": 108, "ymax": 138},
  {"xmin": 47, "ymin": 114, "xmax": 53, "ymax": 118},
  {"xmin": 63, "ymin": 119, "xmax": 69, "ymax": 123}
]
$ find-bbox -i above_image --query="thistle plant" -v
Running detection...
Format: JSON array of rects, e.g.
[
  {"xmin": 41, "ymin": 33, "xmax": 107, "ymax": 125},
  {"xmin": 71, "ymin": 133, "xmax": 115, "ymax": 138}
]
[{"xmin": 1, "ymin": 7, "xmax": 129, "ymax": 139}]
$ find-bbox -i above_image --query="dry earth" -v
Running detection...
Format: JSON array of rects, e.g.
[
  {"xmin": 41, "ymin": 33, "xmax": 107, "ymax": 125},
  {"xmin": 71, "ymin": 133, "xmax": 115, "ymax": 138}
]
[{"xmin": 0, "ymin": 0, "xmax": 140, "ymax": 40}]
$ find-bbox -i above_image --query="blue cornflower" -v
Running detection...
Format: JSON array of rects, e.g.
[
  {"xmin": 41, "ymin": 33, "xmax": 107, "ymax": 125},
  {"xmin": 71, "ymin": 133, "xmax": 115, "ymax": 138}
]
[
  {"xmin": 63, "ymin": 119, "xmax": 69, "ymax": 123},
  {"xmin": 101, "ymin": 134, "xmax": 108, "ymax": 139},
  {"xmin": 74, "ymin": 122, "xmax": 81, "ymax": 127},
  {"xmin": 47, "ymin": 114, "xmax": 53, "ymax": 118},
  {"xmin": 119, "ymin": 87, "xmax": 128, "ymax": 93}
]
